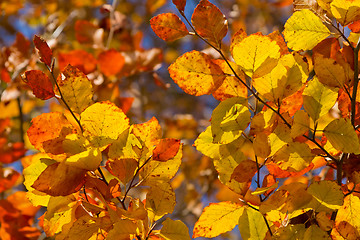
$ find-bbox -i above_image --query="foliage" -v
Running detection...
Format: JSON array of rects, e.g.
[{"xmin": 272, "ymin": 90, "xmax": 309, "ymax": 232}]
[{"xmin": 2, "ymin": 0, "xmax": 360, "ymax": 239}]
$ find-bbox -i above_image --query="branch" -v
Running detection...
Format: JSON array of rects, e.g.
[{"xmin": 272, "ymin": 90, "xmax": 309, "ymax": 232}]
[{"xmin": 351, "ymin": 39, "xmax": 360, "ymax": 126}]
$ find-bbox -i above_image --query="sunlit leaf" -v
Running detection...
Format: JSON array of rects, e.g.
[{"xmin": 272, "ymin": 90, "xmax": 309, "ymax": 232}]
[
  {"xmin": 106, "ymin": 219, "xmax": 138, "ymax": 240},
  {"xmin": 232, "ymin": 33, "xmax": 281, "ymax": 78},
  {"xmin": 150, "ymin": 13, "xmax": 189, "ymax": 42},
  {"xmin": 193, "ymin": 201, "xmax": 244, "ymax": 238},
  {"xmin": 33, "ymin": 35, "xmax": 52, "ymax": 66},
  {"xmin": 191, "ymin": 0, "xmax": 228, "ymax": 46},
  {"xmin": 238, "ymin": 207, "xmax": 268, "ymax": 240},
  {"xmin": 314, "ymin": 54, "xmax": 347, "ymax": 88},
  {"xmin": 211, "ymin": 97, "xmax": 250, "ymax": 144},
  {"xmin": 330, "ymin": 0, "xmax": 360, "ymax": 26},
  {"xmin": 335, "ymin": 194, "xmax": 360, "ymax": 237},
  {"xmin": 252, "ymin": 181, "xmax": 278, "ymax": 195},
  {"xmin": 302, "ymin": 77, "xmax": 338, "ymax": 122},
  {"xmin": 160, "ymin": 218, "xmax": 190, "ymax": 240},
  {"xmin": 306, "ymin": 180, "xmax": 343, "ymax": 213},
  {"xmin": 56, "ymin": 65, "xmax": 94, "ymax": 114},
  {"xmin": 283, "ymin": 9, "xmax": 331, "ymax": 51},
  {"xmin": 323, "ymin": 118, "xmax": 360, "ymax": 154},
  {"xmin": 65, "ymin": 147, "xmax": 102, "ymax": 171},
  {"xmin": 291, "ymin": 110, "xmax": 310, "ymax": 138},
  {"xmin": 24, "ymin": 70, "xmax": 55, "ymax": 100},
  {"xmin": 211, "ymin": 59, "xmax": 248, "ymax": 101},
  {"xmin": 80, "ymin": 101, "xmax": 130, "ymax": 148},
  {"xmin": 32, "ymin": 162, "xmax": 86, "ymax": 196},
  {"xmin": 168, "ymin": 50, "xmax": 225, "ymax": 96},
  {"xmin": 146, "ymin": 181, "xmax": 176, "ymax": 221}
]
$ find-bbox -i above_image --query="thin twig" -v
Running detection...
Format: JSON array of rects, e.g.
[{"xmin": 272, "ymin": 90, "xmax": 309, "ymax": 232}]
[
  {"xmin": 16, "ymin": 97, "xmax": 24, "ymax": 143},
  {"xmin": 106, "ymin": 0, "xmax": 118, "ymax": 49},
  {"xmin": 351, "ymin": 39, "xmax": 360, "ymax": 126}
]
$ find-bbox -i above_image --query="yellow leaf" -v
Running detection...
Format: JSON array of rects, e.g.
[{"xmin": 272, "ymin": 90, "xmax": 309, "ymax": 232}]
[
  {"xmin": 253, "ymin": 53, "xmax": 309, "ymax": 102},
  {"xmin": 268, "ymin": 123, "xmax": 292, "ymax": 156},
  {"xmin": 252, "ymin": 182, "xmax": 279, "ymax": 195},
  {"xmin": 65, "ymin": 147, "xmax": 102, "ymax": 171},
  {"xmin": 335, "ymin": 194, "xmax": 360, "ymax": 237},
  {"xmin": 238, "ymin": 207, "xmax": 268, "ymax": 240},
  {"xmin": 105, "ymin": 219, "xmax": 138, "ymax": 240},
  {"xmin": 193, "ymin": 202, "xmax": 244, "ymax": 238},
  {"xmin": 56, "ymin": 65, "xmax": 94, "ymax": 114},
  {"xmin": 273, "ymin": 142, "xmax": 315, "ymax": 171},
  {"xmin": 291, "ymin": 110, "xmax": 310, "ymax": 138},
  {"xmin": 140, "ymin": 144, "xmax": 182, "ymax": 181},
  {"xmin": 62, "ymin": 215, "xmax": 112, "ymax": 240},
  {"xmin": 314, "ymin": 55, "xmax": 347, "ymax": 88},
  {"xmin": 323, "ymin": 118, "xmax": 360, "ymax": 154},
  {"xmin": 80, "ymin": 101, "xmax": 130, "ymax": 148},
  {"xmin": 273, "ymin": 224, "xmax": 306, "ymax": 239},
  {"xmin": 304, "ymin": 225, "xmax": 331, "ymax": 239},
  {"xmin": 306, "ymin": 180, "xmax": 344, "ymax": 213},
  {"xmin": 191, "ymin": 0, "xmax": 228, "ymax": 46},
  {"xmin": 211, "ymin": 59, "xmax": 248, "ymax": 101},
  {"xmin": 160, "ymin": 218, "xmax": 191, "ymax": 240},
  {"xmin": 168, "ymin": 50, "xmax": 225, "ymax": 96},
  {"xmin": 253, "ymin": 132, "xmax": 271, "ymax": 158},
  {"xmin": 211, "ymin": 97, "xmax": 250, "ymax": 144},
  {"xmin": 145, "ymin": 181, "xmax": 176, "ymax": 221},
  {"xmin": 132, "ymin": 117, "xmax": 162, "ymax": 149},
  {"xmin": 303, "ymin": 77, "xmax": 338, "ymax": 122},
  {"xmin": 330, "ymin": 0, "xmax": 360, "ymax": 26},
  {"xmin": 250, "ymin": 108, "xmax": 277, "ymax": 135},
  {"xmin": 232, "ymin": 33, "xmax": 281, "ymax": 78},
  {"xmin": 23, "ymin": 156, "xmax": 54, "ymax": 206},
  {"xmin": 283, "ymin": 9, "xmax": 331, "ymax": 51},
  {"xmin": 108, "ymin": 128, "xmax": 141, "ymax": 160},
  {"xmin": 43, "ymin": 195, "xmax": 78, "ymax": 236}
]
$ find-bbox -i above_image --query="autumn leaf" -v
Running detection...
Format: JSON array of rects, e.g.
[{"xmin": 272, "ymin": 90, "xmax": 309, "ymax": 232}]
[
  {"xmin": 24, "ymin": 70, "xmax": 55, "ymax": 100},
  {"xmin": 173, "ymin": 0, "xmax": 186, "ymax": 12},
  {"xmin": 33, "ymin": 35, "xmax": 52, "ymax": 66},
  {"xmin": 330, "ymin": 0, "xmax": 360, "ymax": 26},
  {"xmin": 97, "ymin": 49, "xmax": 125, "ymax": 77},
  {"xmin": 74, "ymin": 20, "xmax": 98, "ymax": 44},
  {"xmin": 153, "ymin": 138, "xmax": 181, "ymax": 162},
  {"xmin": 231, "ymin": 33, "xmax": 281, "ymax": 78},
  {"xmin": 168, "ymin": 50, "xmax": 225, "ymax": 96},
  {"xmin": 56, "ymin": 65, "xmax": 94, "ymax": 114},
  {"xmin": 105, "ymin": 219, "xmax": 138, "ymax": 240},
  {"xmin": 106, "ymin": 158, "xmax": 138, "ymax": 184},
  {"xmin": 335, "ymin": 194, "xmax": 360, "ymax": 238},
  {"xmin": 231, "ymin": 160, "xmax": 257, "ymax": 183},
  {"xmin": 58, "ymin": 50, "xmax": 97, "ymax": 74},
  {"xmin": 150, "ymin": 13, "xmax": 189, "ymax": 41},
  {"xmin": 238, "ymin": 207, "xmax": 268, "ymax": 240},
  {"xmin": 314, "ymin": 54, "xmax": 347, "ymax": 88},
  {"xmin": 193, "ymin": 201, "xmax": 244, "ymax": 238},
  {"xmin": 80, "ymin": 101, "xmax": 130, "ymax": 149},
  {"xmin": 160, "ymin": 218, "xmax": 191, "ymax": 240},
  {"xmin": 283, "ymin": 9, "xmax": 331, "ymax": 51},
  {"xmin": 191, "ymin": 0, "xmax": 228, "ymax": 46},
  {"xmin": 323, "ymin": 118, "xmax": 360, "ymax": 154}
]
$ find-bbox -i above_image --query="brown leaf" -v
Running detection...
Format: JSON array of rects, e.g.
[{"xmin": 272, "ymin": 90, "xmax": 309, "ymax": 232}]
[
  {"xmin": 173, "ymin": 0, "xmax": 186, "ymax": 12},
  {"xmin": 24, "ymin": 70, "xmax": 55, "ymax": 100},
  {"xmin": 33, "ymin": 35, "xmax": 53, "ymax": 66},
  {"xmin": 230, "ymin": 160, "xmax": 257, "ymax": 183}
]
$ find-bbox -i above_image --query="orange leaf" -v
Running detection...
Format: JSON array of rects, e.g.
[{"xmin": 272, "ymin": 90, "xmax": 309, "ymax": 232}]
[
  {"xmin": 58, "ymin": 50, "xmax": 97, "ymax": 74},
  {"xmin": 349, "ymin": 20, "xmax": 360, "ymax": 33},
  {"xmin": 33, "ymin": 35, "xmax": 52, "ymax": 66},
  {"xmin": 191, "ymin": 0, "xmax": 228, "ymax": 46},
  {"xmin": 267, "ymin": 162, "xmax": 314, "ymax": 178},
  {"xmin": 27, "ymin": 112, "xmax": 74, "ymax": 154},
  {"xmin": 150, "ymin": 13, "xmax": 189, "ymax": 42},
  {"xmin": 230, "ymin": 160, "xmax": 257, "ymax": 183},
  {"xmin": 24, "ymin": 70, "xmax": 55, "ymax": 100},
  {"xmin": 106, "ymin": 158, "xmax": 138, "ymax": 184},
  {"xmin": 0, "ymin": 168, "xmax": 20, "ymax": 193},
  {"xmin": 173, "ymin": 0, "xmax": 186, "ymax": 11},
  {"xmin": 153, "ymin": 138, "xmax": 181, "ymax": 162},
  {"xmin": 98, "ymin": 49, "xmax": 125, "ymax": 77},
  {"xmin": 313, "ymin": 38, "xmax": 341, "ymax": 60},
  {"xmin": 0, "ymin": 69, "xmax": 11, "ymax": 83},
  {"xmin": 262, "ymin": 174, "xmax": 276, "ymax": 197},
  {"xmin": 32, "ymin": 162, "xmax": 86, "ymax": 196}
]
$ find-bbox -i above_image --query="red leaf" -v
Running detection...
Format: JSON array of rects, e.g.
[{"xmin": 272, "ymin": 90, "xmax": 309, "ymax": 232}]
[
  {"xmin": 153, "ymin": 138, "xmax": 181, "ymax": 162},
  {"xmin": 172, "ymin": 0, "xmax": 186, "ymax": 12},
  {"xmin": 0, "ymin": 69, "xmax": 11, "ymax": 83},
  {"xmin": 0, "ymin": 168, "xmax": 20, "ymax": 193},
  {"xmin": 349, "ymin": 20, "xmax": 360, "ymax": 33},
  {"xmin": 74, "ymin": 20, "xmax": 97, "ymax": 44},
  {"xmin": 24, "ymin": 70, "xmax": 55, "ymax": 100},
  {"xmin": 33, "ymin": 35, "xmax": 53, "ymax": 66}
]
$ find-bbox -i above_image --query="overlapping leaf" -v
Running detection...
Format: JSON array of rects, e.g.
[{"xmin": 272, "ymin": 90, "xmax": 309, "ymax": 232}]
[
  {"xmin": 306, "ymin": 180, "xmax": 343, "ymax": 212},
  {"xmin": 168, "ymin": 50, "xmax": 225, "ymax": 96},
  {"xmin": 283, "ymin": 9, "xmax": 331, "ymax": 51},
  {"xmin": 330, "ymin": 0, "xmax": 360, "ymax": 26},
  {"xmin": 238, "ymin": 207, "xmax": 268, "ymax": 240}
]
